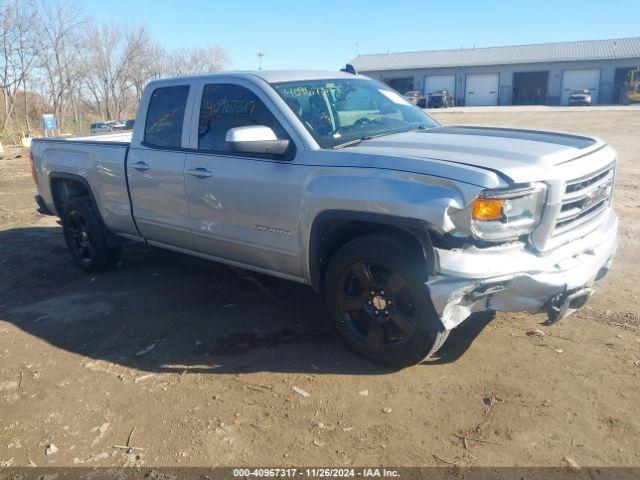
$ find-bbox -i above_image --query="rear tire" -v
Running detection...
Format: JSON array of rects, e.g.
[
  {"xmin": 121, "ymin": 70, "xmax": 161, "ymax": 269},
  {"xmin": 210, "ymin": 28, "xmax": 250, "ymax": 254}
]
[
  {"xmin": 323, "ymin": 233, "xmax": 449, "ymax": 367},
  {"xmin": 62, "ymin": 197, "xmax": 121, "ymax": 272}
]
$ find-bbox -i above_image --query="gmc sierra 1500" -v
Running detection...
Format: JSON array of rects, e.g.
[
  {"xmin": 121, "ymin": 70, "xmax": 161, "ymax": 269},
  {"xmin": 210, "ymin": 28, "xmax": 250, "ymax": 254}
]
[{"xmin": 30, "ymin": 70, "xmax": 617, "ymax": 366}]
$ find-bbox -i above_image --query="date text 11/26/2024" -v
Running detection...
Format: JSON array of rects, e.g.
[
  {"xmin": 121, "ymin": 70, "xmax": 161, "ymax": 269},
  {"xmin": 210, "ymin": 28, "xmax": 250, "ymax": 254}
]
[{"xmin": 232, "ymin": 468, "xmax": 400, "ymax": 478}]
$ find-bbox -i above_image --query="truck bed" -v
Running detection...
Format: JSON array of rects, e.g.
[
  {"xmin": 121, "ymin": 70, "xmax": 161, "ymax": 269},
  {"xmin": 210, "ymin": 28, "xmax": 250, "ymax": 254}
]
[
  {"xmin": 30, "ymin": 133, "xmax": 139, "ymax": 239},
  {"xmin": 52, "ymin": 130, "xmax": 133, "ymax": 144}
]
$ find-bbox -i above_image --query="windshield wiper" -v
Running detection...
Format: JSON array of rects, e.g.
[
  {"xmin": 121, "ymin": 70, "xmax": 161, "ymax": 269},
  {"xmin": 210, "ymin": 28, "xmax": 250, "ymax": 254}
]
[
  {"xmin": 332, "ymin": 130, "xmax": 412, "ymax": 149},
  {"xmin": 333, "ymin": 136, "xmax": 372, "ymax": 149}
]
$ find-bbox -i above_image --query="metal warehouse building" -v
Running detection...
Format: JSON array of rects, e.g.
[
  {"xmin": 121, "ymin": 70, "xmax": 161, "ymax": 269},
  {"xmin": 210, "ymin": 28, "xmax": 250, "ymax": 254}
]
[{"xmin": 351, "ymin": 37, "xmax": 640, "ymax": 106}]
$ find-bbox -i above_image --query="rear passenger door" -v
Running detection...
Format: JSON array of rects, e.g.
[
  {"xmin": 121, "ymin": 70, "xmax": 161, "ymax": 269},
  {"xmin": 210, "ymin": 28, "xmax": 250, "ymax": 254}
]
[
  {"xmin": 184, "ymin": 81, "xmax": 304, "ymax": 278},
  {"xmin": 128, "ymin": 84, "xmax": 194, "ymax": 250}
]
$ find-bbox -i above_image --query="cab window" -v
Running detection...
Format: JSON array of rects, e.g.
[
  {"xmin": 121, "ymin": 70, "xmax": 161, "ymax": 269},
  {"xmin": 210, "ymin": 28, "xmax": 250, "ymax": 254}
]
[
  {"xmin": 198, "ymin": 84, "xmax": 288, "ymax": 152},
  {"xmin": 144, "ymin": 85, "xmax": 190, "ymax": 148}
]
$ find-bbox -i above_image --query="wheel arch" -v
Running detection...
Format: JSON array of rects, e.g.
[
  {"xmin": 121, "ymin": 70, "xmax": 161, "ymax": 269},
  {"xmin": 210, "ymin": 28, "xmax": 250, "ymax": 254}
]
[
  {"xmin": 49, "ymin": 172, "xmax": 122, "ymax": 245},
  {"xmin": 50, "ymin": 173, "xmax": 97, "ymax": 215},
  {"xmin": 308, "ymin": 210, "xmax": 437, "ymax": 293}
]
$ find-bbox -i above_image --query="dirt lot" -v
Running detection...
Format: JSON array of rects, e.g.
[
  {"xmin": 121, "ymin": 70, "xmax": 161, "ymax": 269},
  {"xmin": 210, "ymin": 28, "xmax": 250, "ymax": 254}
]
[{"xmin": 1, "ymin": 108, "xmax": 639, "ymax": 468}]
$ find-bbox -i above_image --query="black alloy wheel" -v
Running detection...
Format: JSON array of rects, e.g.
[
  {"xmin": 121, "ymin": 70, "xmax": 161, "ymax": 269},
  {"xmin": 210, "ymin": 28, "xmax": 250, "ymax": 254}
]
[
  {"xmin": 337, "ymin": 261, "xmax": 418, "ymax": 350},
  {"xmin": 65, "ymin": 210, "xmax": 96, "ymax": 265},
  {"xmin": 324, "ymin": 233, "xmax": 449, "ymax": 367},
  {"xmin": 62, "ymin": 197, "xmax": 121, "ymax": 272}
]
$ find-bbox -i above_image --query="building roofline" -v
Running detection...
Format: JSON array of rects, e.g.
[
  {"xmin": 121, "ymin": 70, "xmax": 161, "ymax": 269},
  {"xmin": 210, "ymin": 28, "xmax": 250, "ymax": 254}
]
[
  {"xmin": 356, "ymin": 58, "xmax": 640, "ymax": 73},
  {"xmin": 354, "ymin": 36, "xmax": 640, "ymax": 59}
]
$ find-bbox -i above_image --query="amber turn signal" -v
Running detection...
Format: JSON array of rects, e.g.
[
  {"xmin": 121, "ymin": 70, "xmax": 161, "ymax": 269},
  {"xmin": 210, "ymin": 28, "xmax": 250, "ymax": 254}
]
[{"xmin": 472, "ymin": 198, "xmax": 505, "ymax": 222}]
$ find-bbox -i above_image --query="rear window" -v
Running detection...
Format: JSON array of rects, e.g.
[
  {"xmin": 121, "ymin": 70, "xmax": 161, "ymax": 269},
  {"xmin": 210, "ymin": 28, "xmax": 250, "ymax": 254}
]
[{"xmin": 144, "ymin": 85, "xmax": 190, "ymax": 148}]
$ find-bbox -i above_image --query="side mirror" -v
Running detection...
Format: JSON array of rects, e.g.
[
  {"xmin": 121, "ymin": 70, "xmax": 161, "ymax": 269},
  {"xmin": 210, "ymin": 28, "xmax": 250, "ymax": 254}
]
[{"xmin": 225, "ymin": 126, "xmax": 290, "ymax": 156}]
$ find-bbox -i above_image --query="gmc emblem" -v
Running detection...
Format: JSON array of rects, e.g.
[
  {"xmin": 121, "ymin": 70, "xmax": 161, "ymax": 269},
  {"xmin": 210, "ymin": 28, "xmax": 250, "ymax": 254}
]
[{"xmin": 583, "ymin": 180, "xmax": 612, "ymax": 210}]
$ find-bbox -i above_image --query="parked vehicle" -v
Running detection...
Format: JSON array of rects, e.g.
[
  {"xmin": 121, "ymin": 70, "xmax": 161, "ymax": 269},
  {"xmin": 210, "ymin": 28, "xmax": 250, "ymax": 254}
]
[
  {"xmin": 107, "ymin": 120, "xmax": 126, "ymax": 130},
  {"xmin": 90, "ymin": 120, "xmax": 124, "ymax": 133},
  {"xmin": 621, "ymin": 67, "xmax": 640, "ymax": 104},
  {"xmin": 124, "ymin": 119, "xmax": 135, "ymax": 130},
  {"xmin": 89, "ymin": 122, "xmax": 110, "ymax": 134},
  {"xmin": 30, "ymin": 70, "xmax": 618, "ymax": 366},
  {"xmin": 568, "ymin": 89, "xmax": 592, "ymax": 106},
  {"xmin": 403, "ymin": 90, "xmax": 427, "ymax": 108},
  {"xmin": 427, "ymin": 90, "xmax": 454, "ymax": 108}
]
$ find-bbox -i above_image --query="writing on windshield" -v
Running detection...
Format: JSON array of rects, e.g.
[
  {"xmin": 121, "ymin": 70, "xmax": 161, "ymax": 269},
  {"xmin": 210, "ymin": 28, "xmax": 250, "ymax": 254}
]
[{"xmin": 272, "ymin": 79, "xmax": 438, "ymax": 149}]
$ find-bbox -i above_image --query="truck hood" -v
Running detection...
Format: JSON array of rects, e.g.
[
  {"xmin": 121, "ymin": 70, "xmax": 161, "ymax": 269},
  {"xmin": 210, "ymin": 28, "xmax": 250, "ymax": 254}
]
[{"xmin": 347, "ymin": 125, "xmax": 606, "ymax": 184}]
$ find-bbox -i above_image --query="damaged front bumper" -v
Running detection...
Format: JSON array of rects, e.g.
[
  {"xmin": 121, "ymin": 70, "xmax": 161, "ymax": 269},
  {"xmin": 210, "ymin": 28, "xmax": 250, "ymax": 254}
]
[{"xmin": 427, "ymin": 209, "xmax": 618, "ymax": 330}]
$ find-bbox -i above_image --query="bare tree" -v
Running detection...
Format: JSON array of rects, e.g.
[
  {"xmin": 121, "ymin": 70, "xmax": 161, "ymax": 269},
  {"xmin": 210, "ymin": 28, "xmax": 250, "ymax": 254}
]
[
  {"xmin": 83, "ymin": 22, "xmax": 156, "ymax": 120},
  {"xmin": 31, "ymin": 0, "xmax": 87, "ymax": 132},
  {"xmin": 166, "ymin": 44, "xmax": 229, "ymax": 77},
  {"xmin": 0, "ymin": 0, "xmax": 38, "ymax": 135},
  {"xmin": 83, "ymin": 33, "xmax": 229, "ymax": 121},
  {"xmin": 0, "ymin": 0, "xmax": 231, "ymax": 139},
  {"xmin": 129, "ymin": 39, "xmax": 166, "ymax": 106}
]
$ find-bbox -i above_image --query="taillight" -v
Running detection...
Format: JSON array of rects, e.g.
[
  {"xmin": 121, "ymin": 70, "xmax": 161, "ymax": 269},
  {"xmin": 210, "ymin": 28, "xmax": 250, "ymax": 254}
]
[{"xmin": 29, "ymin": 149, "xmax": 37, "ymax": 183}]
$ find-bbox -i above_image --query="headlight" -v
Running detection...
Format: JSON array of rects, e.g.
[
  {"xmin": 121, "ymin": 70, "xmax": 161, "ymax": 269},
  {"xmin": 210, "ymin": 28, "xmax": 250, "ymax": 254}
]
[{"xmin": 470, "ymin": 183, "xmax": 546, "ymax": 241}]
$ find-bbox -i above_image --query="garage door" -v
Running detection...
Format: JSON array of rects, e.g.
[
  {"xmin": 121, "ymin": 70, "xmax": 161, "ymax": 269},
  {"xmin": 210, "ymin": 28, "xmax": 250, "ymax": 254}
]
[
  {"xmin": 424, "ymin": 74, "xmax": 456, "ymax": 95},
  {"xmin": 465, "ymin": 73, "xmax": 499, "ymax": 106},
  {"xmin": 561, "ymin": 69, "xmax": 601, "ymax": 105}
]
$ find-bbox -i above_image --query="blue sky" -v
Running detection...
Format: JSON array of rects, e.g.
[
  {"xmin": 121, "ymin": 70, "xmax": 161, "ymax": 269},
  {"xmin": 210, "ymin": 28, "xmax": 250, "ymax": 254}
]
[{"xmin": 83, "ymin": 0, "xmax": 639, "ymax": 70}]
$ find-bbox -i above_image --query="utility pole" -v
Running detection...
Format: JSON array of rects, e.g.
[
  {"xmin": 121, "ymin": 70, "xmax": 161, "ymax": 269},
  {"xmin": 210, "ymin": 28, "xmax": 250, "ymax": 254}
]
[{"xmin": 257, "ymin": 51, "xmax": 266, "ymax": 70}]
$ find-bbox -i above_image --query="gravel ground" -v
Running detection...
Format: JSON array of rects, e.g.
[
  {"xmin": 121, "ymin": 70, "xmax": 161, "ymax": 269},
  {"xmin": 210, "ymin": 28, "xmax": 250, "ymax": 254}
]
[{"xmin": 0, "ymin": 108, "xmax": 638, "ymax": 468}]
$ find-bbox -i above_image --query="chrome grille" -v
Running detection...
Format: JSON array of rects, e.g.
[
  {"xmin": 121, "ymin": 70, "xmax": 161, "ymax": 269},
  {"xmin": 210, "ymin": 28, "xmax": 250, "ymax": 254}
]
[{"xmin": 552, "ymin": 164, "xmax": 614, "ymax": 237}]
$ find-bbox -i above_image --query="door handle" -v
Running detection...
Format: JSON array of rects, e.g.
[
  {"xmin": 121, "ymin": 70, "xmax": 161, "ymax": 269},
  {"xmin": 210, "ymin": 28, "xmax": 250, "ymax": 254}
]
[
  {"xmin": 188, "ymin": 167, "xmax": 213, "ymax": 178},
  {"xmin": 130, "ymin": 161, "xmax": 150, "ymax": 172}
]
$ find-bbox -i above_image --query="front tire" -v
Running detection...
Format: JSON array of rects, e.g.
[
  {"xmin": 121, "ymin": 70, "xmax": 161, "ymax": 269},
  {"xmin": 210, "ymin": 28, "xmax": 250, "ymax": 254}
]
[
  {"xmin": 62, "ymin": 197, "xmax": 121, "ymax": 272},
  {"xmin": 323, "ymin": 234, "xmax": 449, "ymax": 367}
]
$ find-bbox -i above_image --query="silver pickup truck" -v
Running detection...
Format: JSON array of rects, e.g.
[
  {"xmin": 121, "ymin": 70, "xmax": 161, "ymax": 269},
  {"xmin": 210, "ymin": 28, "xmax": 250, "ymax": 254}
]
[{"xmin": 30, "ymin": 70, "xmax": 618, "ymax": 366}]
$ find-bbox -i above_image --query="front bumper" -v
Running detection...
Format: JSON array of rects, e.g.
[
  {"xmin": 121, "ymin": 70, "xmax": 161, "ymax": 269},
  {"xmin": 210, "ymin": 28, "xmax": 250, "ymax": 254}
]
[
  {"xmin": 569, "ymin": 99, "xmax": 591, "ymax": 105},
  {"xmin": 427, "ymin": 209, "xmax": 618, "ymax": 330}
]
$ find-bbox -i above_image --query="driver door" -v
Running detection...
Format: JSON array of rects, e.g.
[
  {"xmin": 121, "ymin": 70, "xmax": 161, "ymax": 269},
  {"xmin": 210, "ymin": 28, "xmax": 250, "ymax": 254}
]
[{"xmin": 184, "ymin": 81, "xmax": 304, "ymax": 278}]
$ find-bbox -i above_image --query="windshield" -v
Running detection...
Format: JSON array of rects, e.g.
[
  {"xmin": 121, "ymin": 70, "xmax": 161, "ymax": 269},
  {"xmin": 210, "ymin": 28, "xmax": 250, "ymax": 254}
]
[{"xmin": 272, "ymin": 78, "xmax": 439, "ymax": 148}]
